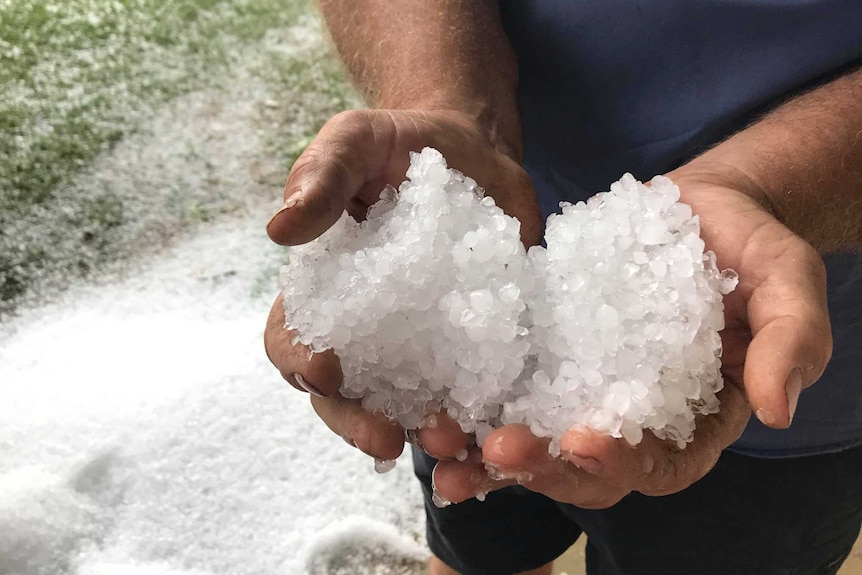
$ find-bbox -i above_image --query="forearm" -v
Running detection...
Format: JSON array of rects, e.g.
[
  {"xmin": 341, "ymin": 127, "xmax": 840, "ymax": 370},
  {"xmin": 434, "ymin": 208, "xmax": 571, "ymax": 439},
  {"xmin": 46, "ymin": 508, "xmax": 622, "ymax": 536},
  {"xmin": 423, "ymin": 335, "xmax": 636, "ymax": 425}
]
[
  {"xmin": 317, "ymin": 0, "xmax": 522, "ymax": 157},
  {"xmin": 689, "ymin": 67, "xmax": 862, "ymax": 252}
]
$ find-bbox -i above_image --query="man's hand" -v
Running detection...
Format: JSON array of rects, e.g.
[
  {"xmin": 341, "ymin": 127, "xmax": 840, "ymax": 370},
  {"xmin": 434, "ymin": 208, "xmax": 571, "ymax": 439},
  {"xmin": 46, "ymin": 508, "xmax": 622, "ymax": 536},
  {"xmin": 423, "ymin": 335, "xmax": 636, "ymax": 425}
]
[
  {"xmin": 669, "ymin": 165, "xmax": 832, "ymax": 428},
  {"xmin": 265, "ymin": 109, "xmax": 542, "ymax": 246},
  {"xmin": 433, "ymin": 384, "xmax": 749, "ymax": 509},
  {"xmin": 264, "ymin": 0, "xmax": 538, "ymax": 465},
  {"xmin": 432, "ymin": 164, "xmax": 832, "ymax": 508},
  {"xmin": 264, "ymin": 108, "xmax": 542, "ymax": 462}
]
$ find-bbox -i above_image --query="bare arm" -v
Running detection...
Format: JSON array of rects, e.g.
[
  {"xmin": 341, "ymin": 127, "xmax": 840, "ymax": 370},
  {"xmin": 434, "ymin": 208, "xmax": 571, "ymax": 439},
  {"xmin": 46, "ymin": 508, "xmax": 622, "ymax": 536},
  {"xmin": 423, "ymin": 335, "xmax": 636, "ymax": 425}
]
[
  {"xmin": 318, "ymin": 0, "xmax": 523, "ymax": 158},
  {"xmin": 685, "ymin": 67, "xmax": 862, "ymax": 252}
]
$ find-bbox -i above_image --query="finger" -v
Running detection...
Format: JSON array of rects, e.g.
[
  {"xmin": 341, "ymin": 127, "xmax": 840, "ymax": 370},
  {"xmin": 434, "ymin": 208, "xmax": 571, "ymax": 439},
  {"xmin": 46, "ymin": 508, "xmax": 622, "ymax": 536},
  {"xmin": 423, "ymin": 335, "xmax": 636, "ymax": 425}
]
[
  {"xmin": 266, "ymin": 110, "xmax": 399, "ymax": 246},
  {"xmin": 432, "ymin": 450, "xmax": 517, "ymax": 504},
  {"xmin": 560, "ymin": 382, "xmax": 749, "ymax": 496},
  {"xmin": 310, "ymin": 394, "xmax": 405, "ymax": 460},
  {"xmin": 413, "ymin": 412, "xmax": 470, "ymax": 460},
  {"xmin": 265, "ymin": 295, "xmax": 343, "ymax": 396},
  {"xmin": 481, "ymin": 425, "xmax": 629, "ymax": 508},
  {"xmin": 741, "ymin": 235, "xmax": 832, "ymax": 428}
]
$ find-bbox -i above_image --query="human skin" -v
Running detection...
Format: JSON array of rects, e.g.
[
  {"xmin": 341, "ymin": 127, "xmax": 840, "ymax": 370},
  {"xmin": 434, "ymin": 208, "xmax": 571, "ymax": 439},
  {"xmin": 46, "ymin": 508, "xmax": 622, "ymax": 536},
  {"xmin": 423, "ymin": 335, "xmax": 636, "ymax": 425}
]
[{"xmin": 265, "ymin": 0, "xmax": 858, "ymax": 540}]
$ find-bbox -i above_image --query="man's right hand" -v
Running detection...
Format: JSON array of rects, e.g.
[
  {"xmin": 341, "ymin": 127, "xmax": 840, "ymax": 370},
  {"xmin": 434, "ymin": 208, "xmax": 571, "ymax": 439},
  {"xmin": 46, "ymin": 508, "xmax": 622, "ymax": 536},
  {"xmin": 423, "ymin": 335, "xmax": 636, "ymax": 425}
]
[{"xmin": 264, "ymin": 108, "xmax": 543, "ymax": 462}]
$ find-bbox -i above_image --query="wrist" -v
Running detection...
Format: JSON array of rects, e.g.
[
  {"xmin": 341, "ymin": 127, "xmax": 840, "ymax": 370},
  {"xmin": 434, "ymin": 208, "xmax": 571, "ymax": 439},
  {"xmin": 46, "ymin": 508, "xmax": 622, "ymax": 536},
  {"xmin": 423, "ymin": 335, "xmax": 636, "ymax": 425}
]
[{"xmin": 669, "ymin": 153, "xmax": 779, "ymax": 219}]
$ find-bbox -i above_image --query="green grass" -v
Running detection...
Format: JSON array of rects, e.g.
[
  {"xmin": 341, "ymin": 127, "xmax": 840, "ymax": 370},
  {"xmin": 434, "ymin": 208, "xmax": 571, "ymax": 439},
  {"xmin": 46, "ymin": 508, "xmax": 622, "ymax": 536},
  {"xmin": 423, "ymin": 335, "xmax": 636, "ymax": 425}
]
[
  {"xmin": 0, "ymin": 0, "xmax": 357, "ymax": 316},
  {"xmin": 0, "ymin": 0, "xmax": 306, "ymax": 202}
]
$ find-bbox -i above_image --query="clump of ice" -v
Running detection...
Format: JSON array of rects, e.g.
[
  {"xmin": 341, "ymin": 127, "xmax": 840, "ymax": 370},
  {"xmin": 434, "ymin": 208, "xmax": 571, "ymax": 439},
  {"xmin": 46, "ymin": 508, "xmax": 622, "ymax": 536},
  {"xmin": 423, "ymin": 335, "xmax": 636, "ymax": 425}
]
[
  {"xmin": 281, "ymin": 148, "xmax": 533, "ymax": 433},
  {"xmin": 280, "ymin": 149, "xmax": 737, "ymax": 450},
  {"xmin": 506, "ymin": 174, "xmax": 737, "ymax": 451}
]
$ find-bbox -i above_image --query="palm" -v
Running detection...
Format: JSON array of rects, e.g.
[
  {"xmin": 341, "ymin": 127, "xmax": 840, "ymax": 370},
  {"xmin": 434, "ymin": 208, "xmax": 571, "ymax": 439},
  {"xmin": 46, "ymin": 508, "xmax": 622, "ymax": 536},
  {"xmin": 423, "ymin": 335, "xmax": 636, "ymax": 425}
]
[{"xmin": 674, "ymin": 178, "xmax": 831, "ymax": 423}]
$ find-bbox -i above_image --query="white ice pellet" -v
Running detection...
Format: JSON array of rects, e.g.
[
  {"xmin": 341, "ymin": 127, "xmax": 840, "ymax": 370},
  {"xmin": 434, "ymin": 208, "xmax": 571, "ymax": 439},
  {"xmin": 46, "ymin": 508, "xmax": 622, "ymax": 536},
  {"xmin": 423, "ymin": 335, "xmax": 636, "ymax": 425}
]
[
  {"xmin": 373, "ymin": 459, "xmax": 397, "ymax": 474},
  {"xmin": 280, "ymin": 149, "xmax": 735, "ymax": 452}
]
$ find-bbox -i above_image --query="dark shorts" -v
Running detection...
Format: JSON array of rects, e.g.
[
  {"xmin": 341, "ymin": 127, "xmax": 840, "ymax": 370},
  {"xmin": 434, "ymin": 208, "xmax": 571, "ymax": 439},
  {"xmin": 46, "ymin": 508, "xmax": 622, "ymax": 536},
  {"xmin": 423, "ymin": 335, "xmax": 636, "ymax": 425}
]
[{"xmin": 413, "ymin": 443, "xmax": 862, "ymax": 575}]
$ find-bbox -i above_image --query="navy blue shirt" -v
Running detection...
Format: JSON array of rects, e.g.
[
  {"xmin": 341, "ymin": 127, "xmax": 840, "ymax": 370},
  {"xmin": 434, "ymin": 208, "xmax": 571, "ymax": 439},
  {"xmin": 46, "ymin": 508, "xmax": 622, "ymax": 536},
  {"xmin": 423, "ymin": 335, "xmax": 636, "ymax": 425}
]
[{"xmin": 499, "ymin": 0, "xmax": 862, "ymax": 456}]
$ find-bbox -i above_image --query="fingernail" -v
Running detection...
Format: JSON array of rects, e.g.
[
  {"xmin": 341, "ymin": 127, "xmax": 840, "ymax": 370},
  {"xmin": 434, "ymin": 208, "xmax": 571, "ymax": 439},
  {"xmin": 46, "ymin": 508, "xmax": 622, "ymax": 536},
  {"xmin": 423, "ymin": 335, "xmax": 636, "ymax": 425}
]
[
  {"xmin": 563, "ymin": 426, "xmax": 596, "ymax": 449},
  {"xmin": 568, "ymin": 425, "xmax": 592, "ymax": 438},
  {"xmin": 266, "ymin": 205, "xmax": 289, "ymax": 229},
  {"xmin": 482, "ymin": 462, "xmax": 533, "ymax": 484},
  {"xmin": 755, "ymin": 407, "xmax": 774, "ymax": 426},
  {"xmin": 404, "ymin": 428, "xmax": 425, "ymax": 452},
  {"xmin": 406, "ymin": 428, "xmax": 453, "ymax": 461},
  {"xmin": 562, "ymin": 451, "xmax": 604, "ymax": 474},
  {"xmin": 484, "ymin": 462, "xmax": 505, "ymax": 481},
  {"xmin": 431, "ymin": 464, "xmax": 452, "ymax": 508},
  {"xmin": 293, "ymin": 372, "xmax": 326, "ymax": 397},
  {"xmin": 284, "ymin": 191, "xmax": 302, "ymax": 208},
  {"xmin": 786, "ymin": 368, "xmax": 803, "ymax": 425},
  {"xmin": 484, "ymin": 434, "xmax": 507, "ymax": 460},
  {"xmin": 266, "ymin": 192, "xmax": 302, "ymax": 229},
  {"xmin": 432, "ymin": 491, "xmax": 452, "ymax": 508}
]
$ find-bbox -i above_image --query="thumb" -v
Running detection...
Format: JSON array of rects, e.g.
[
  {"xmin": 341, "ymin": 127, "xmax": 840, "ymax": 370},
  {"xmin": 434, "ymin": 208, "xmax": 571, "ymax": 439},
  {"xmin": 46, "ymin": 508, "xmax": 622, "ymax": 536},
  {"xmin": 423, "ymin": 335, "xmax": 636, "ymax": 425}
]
[
  {"xmin": 266, "ymin": 110, "xmax": 401, "ymax": 246},
  {"xmin": 485, "ymin": 158, "xmax": 543, "ymax": 248},
  {"xmin": 742, "ymin": 240, "xmax": 832, "ymax": 428}
]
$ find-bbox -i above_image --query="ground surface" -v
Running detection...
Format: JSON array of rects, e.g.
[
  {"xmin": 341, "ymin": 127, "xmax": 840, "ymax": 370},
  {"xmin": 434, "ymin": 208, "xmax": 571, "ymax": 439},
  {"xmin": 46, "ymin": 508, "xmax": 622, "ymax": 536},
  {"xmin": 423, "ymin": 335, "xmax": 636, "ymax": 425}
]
[
  {"xmin": 1, "ymin": 2, "xmax": 431, "ymax": 574},
  {"xmin": 1, "ymin": 2, "xmax": 861, "ymax": 575}
]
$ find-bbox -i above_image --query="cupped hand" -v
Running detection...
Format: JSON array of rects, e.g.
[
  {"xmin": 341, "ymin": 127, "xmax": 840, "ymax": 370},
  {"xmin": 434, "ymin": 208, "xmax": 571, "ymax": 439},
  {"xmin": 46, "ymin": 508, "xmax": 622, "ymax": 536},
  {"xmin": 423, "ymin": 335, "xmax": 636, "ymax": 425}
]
[
  {"xmin": 264, "ymin": 108, "xmax": 543, "ymax": 462},
  {"xmin": 433, "ymin": 382, "xmax": 749, "ymax": 509},
  {"xmin": 668, "ymin": 164, "xmax": 832, "ymax": 429},
  {"xmin": 433, "ymin": 162, "xmax": 832, "ymax": 508}
]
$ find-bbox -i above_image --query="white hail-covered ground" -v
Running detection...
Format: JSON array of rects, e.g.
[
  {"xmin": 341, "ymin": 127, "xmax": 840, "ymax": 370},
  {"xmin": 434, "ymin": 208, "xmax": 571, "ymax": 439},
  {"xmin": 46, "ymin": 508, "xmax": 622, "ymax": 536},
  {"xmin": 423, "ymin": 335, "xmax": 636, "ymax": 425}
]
[
  {"xmin": 0, "ymin": 16, "xmax": 423, "ymax": 573},
  {"xmin": 0, "ymin": 212, "xmax": 427, "ymax": 575}
]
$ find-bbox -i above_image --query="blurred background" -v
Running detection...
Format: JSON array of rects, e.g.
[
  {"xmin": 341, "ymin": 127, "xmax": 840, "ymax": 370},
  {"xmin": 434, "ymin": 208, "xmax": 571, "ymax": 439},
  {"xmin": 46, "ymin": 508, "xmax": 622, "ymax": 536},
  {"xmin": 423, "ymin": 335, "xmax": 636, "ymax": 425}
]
[{"xmin": 0, "ymin": 1, "xmax": 858, "ymax": 574}]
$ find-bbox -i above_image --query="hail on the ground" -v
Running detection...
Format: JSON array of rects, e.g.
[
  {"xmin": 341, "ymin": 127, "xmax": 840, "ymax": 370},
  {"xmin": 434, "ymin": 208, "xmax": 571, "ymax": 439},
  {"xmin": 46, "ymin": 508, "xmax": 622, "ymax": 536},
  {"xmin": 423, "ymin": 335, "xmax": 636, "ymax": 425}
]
[{"xmin": 0, "ymin": 0, "xmax": 358, "ymax": 316}]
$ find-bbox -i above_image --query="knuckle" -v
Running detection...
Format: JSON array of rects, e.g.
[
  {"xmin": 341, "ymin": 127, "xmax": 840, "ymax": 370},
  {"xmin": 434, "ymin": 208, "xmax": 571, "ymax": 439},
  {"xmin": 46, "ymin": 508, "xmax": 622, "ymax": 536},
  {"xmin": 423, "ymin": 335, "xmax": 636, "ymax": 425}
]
[
  {"xmin": 330, "ymin": 108, "xmax": 368, "ymax": 130},
  {"xmin": 287, "ymin": 145, "xmax": 325, "ymax": 185},
  {"xmin": 632, "ymin": 453, "xmax": 656, "ymax": 487},
  {"xmin": 799, "ymin": 240, "xmax": 826, "ymax": 276},
  {"xmin": 648, "ymin": 450, "xmax": 687, "ymax": 493}
]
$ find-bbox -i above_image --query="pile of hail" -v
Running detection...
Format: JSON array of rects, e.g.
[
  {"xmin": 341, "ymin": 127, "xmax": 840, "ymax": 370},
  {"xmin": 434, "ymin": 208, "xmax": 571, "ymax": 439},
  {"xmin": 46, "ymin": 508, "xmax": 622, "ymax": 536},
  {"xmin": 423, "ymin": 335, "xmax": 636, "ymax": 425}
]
[{"xmin": 279, "ymin": 148, "xmax": 738, "ymax": 454}]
